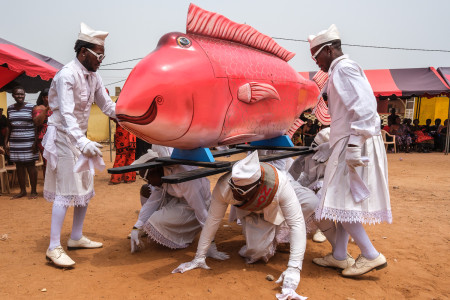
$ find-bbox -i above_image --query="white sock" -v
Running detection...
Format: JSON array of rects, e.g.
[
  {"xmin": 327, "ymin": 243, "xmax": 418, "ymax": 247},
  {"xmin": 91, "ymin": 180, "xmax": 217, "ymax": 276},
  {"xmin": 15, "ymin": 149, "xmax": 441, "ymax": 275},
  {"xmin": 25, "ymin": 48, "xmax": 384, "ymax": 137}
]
[
  {"xmin": 341, "ymin": 221, "xmax": 379, "ymax": 260},
  {"xmin": 315, "ymin": 219, "xmax": 336, "ymax": 249},
  {"xmin": 70, "ymin": 205, "xmax": 88, "ymax": 241},
  {"xmin": 333, "ymin": 222, "xmax": 350, "ymax": 260},
  {"xmin": 49, "ymin": 204, "xmax": 68, "ymax": 250}
]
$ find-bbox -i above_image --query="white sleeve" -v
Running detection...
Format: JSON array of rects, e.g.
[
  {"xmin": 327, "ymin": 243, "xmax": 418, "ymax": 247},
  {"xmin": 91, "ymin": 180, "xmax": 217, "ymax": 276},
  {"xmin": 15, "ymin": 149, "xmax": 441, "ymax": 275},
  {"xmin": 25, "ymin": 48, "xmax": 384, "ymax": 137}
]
[
  {"xmin": 94, "ymin": 75, "xmax": 116, "ymax": 119},
  {"xmin": 195, "ymin": 186, "xmax": 229, "ymax": 258},
  {"xmin": 134, "ymin": 187, "xmax": 164, "ymax": 228},
  {"xmin": 176, "ymin": 178, "xmax": 211, "ymax": 226},
  {"xmin": 333, "ymin": 65, "xmax": 380, "ymax": 146},
  {"xmin": 277, "ymin": 178, "xmax": 306, "ymax": 269},
  {"xmin": 54, "ymin": 69, "xmax": 90, "ymax": 150}
]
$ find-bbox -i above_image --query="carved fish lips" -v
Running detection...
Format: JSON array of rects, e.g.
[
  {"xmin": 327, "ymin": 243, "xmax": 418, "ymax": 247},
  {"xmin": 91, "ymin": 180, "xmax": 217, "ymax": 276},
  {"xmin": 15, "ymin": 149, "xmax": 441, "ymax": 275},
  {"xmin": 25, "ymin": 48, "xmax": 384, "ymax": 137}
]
[{"xmin": 116, "ymin": 96, "xmax": 159, "ymax": 125}]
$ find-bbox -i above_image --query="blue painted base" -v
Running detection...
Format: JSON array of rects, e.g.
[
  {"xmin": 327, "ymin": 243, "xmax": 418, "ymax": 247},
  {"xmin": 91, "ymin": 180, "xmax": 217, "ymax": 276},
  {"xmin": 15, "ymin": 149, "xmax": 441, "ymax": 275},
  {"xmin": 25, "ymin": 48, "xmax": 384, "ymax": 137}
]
[
  {"xmin": 250, "ymin": 135, "xmax": 294, "ymax": 147},
  {"xmin": 171, "ymin": 148, "xmax": 215, "ymax": 162}
]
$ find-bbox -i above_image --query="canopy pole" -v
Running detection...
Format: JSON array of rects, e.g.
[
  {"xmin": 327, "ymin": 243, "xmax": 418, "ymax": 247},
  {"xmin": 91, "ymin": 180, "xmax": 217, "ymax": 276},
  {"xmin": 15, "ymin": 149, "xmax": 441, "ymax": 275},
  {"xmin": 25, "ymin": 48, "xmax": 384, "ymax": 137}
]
[
  {"xmin": 109, "ymin": 118, "xmax": 113, "ymax": 162},
  {"xmin": 445, "ymin": 97, "xmax": 450, "ymax": 155}
]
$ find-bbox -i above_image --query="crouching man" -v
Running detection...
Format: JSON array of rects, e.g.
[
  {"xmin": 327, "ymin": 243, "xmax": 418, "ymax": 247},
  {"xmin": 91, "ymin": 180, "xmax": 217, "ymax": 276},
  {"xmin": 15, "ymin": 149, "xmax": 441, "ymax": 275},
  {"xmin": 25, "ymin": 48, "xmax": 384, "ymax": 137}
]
[
  {"xmin": 173, "ymin": 151, "xmax": 308, "ymax": 300},
  {"xmin": 130, "ymin": 145, "xmax": 227, "ymax": 260}
]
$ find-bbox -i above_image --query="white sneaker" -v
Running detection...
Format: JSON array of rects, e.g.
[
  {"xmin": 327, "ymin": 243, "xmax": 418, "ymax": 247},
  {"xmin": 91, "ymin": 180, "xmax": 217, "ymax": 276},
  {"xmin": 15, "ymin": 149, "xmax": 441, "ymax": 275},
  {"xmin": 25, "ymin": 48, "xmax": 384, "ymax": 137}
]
[
  {"xmin": 46, "ymin": 246, "xmax": 75, "ymax": 267},
  {"xmin": 312, "ymin": 229, "xmax": 327, "ymax": 243},
  {"xmin": 342, "ymin": 253, "xmax": 387, "ymax": 277},
  {"xmin": 313, "ymin": 253, "xmax": 355, "ymax": 269},
  {"xmin": 67, "ymin": 235, "xmax": 103, "ymax": 249}
]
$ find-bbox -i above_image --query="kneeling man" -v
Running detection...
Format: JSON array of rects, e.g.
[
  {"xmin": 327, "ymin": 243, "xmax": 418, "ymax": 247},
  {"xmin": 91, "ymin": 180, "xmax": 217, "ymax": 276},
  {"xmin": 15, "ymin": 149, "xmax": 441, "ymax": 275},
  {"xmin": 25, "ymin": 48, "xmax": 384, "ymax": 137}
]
[{"xmin": 173, "ymin": 151, "xmax": 308, "ymax": 300}]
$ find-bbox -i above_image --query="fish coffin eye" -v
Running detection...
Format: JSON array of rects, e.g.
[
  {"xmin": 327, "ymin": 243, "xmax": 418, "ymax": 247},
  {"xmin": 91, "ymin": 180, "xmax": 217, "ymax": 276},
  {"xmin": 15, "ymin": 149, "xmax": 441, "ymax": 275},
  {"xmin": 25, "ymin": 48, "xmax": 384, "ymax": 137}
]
[{"xmin": 177, "ymin": 36, "xmax": 192, "ymax": 48}]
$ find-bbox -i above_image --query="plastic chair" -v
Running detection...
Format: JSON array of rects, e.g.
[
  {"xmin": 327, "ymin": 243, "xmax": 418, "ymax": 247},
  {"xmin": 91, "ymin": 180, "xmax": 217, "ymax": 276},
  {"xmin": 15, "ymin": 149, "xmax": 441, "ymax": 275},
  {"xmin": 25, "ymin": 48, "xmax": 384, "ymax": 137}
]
[
  {"xmin": 381, "ymin": 130, "xmax": 396, "ymax": 153},
  {"xmin": 0, "ymin": 154, "xmax": 10, "ymax": 194}
]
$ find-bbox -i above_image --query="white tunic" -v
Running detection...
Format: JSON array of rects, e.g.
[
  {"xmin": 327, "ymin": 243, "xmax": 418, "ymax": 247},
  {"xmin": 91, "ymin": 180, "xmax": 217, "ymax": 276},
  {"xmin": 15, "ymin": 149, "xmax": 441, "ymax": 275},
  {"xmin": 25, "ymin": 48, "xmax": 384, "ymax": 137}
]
[
  {"xmin": 43, "ymin": 58, "xmax": 116, "ymax": 207},
  {"xmin": 316, "ymin": 55, "xmax": 392, "ymax": 224},
  {"xmin": 135, "ymin": 165, "xmax": 211, "ymax": 249},
  {"xmin": 196, "ymin": 169, "xmax": 306, "ymax": 269}
]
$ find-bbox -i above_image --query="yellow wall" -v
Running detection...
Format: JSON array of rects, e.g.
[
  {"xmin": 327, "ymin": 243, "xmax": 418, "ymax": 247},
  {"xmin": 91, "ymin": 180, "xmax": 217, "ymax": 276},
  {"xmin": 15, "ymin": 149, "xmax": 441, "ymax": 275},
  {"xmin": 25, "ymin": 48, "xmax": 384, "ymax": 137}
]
[
  {"xmin": 87, "ymin": 96, "xmax": 117, "ymax": 142},
  {"xmin": 0, "ymin": 92, "xmax": 6, "ymax": 112},
  {"xmin": 415, "ymin": 96, "xmax": 449, "ymax": 124}
]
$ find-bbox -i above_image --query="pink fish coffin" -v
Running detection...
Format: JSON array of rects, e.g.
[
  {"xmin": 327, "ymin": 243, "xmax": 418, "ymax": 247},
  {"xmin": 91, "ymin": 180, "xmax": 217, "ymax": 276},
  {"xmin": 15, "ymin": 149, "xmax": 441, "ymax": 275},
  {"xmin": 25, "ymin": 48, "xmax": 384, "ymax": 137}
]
[{"xmin": 116, "ymin": 3, "xmax": 319, "ymax": 149}]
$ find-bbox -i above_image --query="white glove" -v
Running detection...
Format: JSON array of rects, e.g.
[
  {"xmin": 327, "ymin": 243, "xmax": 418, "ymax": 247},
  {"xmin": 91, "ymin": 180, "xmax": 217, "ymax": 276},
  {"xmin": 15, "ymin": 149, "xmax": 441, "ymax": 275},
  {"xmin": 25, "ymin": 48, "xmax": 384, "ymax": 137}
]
[
  {"xmin": 172, "ymin": 256, "xmax": 210, "ymax": 274},
  {"xmin": 276, "ymin": 288, "xmax": 307, "ymax": 300},
  {"xmin": 345, "ymin": 146, "xmax": 366, "ymax": 168},
  {"xmin": 276, "ymin": 267, "xmax": 301, "ymax": 291},
  {"xmin": 130, "ymin": 228, "xmax": 144, "ymax": 253},
  {"xmin": 206, "ymin": 242, "xmax": 230, "ymax": 260},
  {"xmin": 82, "ymin": 141, "xmax": 103, "ymax": 158},
  {"xmin": 312, "ymin": 142, "xmax": 331, "ymax": 163}
]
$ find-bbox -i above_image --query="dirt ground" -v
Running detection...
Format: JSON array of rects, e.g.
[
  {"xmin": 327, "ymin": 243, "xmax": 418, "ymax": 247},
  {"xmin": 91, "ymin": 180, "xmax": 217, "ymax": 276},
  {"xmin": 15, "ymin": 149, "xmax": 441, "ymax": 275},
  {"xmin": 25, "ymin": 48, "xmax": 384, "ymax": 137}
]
[{"xmin": 0, "ymin": 150, "xmax": 449, "ymax": 300}]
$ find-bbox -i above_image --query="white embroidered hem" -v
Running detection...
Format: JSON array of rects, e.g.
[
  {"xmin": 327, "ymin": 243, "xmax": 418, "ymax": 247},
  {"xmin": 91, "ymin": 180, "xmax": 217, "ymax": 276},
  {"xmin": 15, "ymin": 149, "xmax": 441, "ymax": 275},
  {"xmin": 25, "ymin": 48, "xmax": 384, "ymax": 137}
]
[
  {"xmin": 44, "ymin": 190, "xmax": 95, "ymax": 207},
  {"xmin": 143, "ymin": 222, "xmax": 189, "ymax": 249},
  {"xmin": 315, "ymin": 206, "xmax": 393, "ymax": 225}
]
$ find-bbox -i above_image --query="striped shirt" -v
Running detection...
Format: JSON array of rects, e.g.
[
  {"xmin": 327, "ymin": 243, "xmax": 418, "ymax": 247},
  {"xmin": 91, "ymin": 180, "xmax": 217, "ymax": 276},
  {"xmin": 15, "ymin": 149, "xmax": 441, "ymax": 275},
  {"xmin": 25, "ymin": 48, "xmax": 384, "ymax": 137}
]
[{"xmin": 8, "ymin": 103, "xmax": 39, "ymax": 163}]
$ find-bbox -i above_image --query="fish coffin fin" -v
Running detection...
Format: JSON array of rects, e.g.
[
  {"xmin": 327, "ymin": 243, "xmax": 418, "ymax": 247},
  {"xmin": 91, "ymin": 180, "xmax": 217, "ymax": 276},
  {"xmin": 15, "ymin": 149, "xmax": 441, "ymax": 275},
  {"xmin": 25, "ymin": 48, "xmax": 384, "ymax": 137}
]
[
  {"xmin": 187, "ymin": 4, "xmax": 295, "ymax": 61},
  {"xmin": 237, "ymin": 82, "xmax": 280, "ymax": 104}
]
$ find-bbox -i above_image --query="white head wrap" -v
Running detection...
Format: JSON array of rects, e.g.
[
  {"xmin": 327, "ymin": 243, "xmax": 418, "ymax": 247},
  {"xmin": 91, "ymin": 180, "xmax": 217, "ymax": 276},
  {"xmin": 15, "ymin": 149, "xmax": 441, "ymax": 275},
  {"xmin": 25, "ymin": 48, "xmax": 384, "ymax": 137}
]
[
  {"xmin": 308, "ymin": 24, "xmax": 340, "ymax": 49},
  {"xmin": 78, "ymin": 22, "xmax": 109, "ymax": 46},
  {"xmin": 231, "ymin": 151, "xmax": 261, "ymax": 186}
]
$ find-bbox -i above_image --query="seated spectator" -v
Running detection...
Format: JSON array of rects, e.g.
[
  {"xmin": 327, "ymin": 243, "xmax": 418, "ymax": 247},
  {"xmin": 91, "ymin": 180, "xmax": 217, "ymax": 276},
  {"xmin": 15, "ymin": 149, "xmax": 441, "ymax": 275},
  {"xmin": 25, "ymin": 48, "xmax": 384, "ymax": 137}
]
[
  {"xmin": 301, "ymin": 119, "xmax": 316, "ymax": 146},
  {"xmin": 291, "ymin": 130, "xmax": 303, "ymax": 146},
  {"xmin": 422, "ymin": 119, "xmax": 432, "ymax": 133},
  {"xmin": 430, "ymin": 119, "xmax": 442, "ymax": 151},
  {"xmin": 387, "ymin": 108, "xmax": 399, "ymax": 128},
  {"xmin": 436, "ymin": 119, "xmax": 448, "ymax": 152},
  {"xmin": 389, "ymin": 116, "xmax": 412, "ymax": 153},
  {"xmin": 412, "ymin": 119, "xmax": 433, "ymax": 153},
  {"xmin": 411, "ymin": 119, "xmax": 421, "ymax": 132}
]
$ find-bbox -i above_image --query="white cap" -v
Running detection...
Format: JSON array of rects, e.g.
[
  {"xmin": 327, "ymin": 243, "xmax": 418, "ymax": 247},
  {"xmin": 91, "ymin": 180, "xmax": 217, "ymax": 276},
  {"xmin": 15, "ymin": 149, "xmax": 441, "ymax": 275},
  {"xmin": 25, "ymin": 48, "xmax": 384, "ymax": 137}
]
[
  {"xmin": 131, "ymin": 149, "xmax": 159, "ymax": 165},
  {"xmin": 313, "ymin": 127, "xmax": 330, "ymax": 145},
  {"xmin": 78, "ymin": 22, "xmax": 108, "ymax": 46},
  {"xmin": 130, "ymin": 145, "xmax": 173, "ymax": 165},
  {"xmin": 231, "ymin": 151, "xmax": 261, "ymax": 186},
  {"xmin": 152, "ymin": 145, "xmax": 173, "ymax": 158},
  {"xmin": 308, "ymin": 24, "xmax": 340, "ymax": 49}
]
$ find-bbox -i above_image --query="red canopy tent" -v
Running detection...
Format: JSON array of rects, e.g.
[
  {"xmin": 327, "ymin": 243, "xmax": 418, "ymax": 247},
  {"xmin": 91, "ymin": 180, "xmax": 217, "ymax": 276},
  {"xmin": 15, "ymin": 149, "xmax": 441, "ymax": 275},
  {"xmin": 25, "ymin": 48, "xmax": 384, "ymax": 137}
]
[
  {"xmin": 0, "ymin": 37, "xmax": 63, "ymax": 93},
  {"xmin": 300, "ymin": 67, "xmax": 450, "ymax": 98}
]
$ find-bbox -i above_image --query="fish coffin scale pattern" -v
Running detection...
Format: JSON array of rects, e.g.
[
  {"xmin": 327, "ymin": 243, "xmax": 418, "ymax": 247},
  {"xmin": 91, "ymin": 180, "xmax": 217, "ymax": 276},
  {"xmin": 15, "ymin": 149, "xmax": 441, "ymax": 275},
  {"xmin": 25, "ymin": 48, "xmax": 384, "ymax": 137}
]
[{"xmin": 192, "ymin": 35, "xmax": 296, "ymax": 82}]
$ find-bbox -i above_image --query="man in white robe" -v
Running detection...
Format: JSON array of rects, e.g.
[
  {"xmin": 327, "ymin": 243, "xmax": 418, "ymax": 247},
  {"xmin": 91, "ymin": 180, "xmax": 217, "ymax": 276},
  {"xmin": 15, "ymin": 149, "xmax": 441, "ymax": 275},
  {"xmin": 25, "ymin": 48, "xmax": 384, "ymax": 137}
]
[
  {"xmin": 129, "ymin": 146, "xmax": 226, "ymax": 259},
  {"xmin": 289, "ymin": 127, "xmax": 332, "ymax": 243},
  {"xmin": 173, "ymin": 151, "xmax": 308, "ymax": 300},
  {"xmin": 44, "ymin": 23, "xmax": 116, "ymax": 267},
  {"xmin": 308, "ymin": 24, "xmax": 392, "ymax": 277}
]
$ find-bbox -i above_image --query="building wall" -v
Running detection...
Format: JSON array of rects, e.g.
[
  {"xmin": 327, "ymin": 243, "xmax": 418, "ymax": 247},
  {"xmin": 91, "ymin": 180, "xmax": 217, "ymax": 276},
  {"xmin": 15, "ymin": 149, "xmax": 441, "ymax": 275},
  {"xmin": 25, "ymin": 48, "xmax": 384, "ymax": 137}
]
[
  {"xmin": 87, "ymin": 96, "xmax": 117, "ymax": 142},
  {"xmin": 415, "ymin": 96, "xmax": 449, "ymax": 124},
  {"xmin": 0, "ymin": 92, "xmax": 7, "ymax": 112}
]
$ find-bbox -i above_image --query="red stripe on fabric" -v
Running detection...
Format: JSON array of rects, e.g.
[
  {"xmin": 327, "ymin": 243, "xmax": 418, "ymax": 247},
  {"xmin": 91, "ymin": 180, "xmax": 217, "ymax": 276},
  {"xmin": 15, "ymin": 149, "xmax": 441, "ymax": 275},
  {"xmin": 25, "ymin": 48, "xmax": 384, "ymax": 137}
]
[
  {"xmin": 364, "ymin": 69, "xmax": 401, "ymax": 97},
  {"xmin": 0, "ymin": 44, "xmax": 58, "ymax": 80},
  {"xmin": 430, "ymin": 67, "xmax": 450, "ymax": 89},
  {"xmin": 0, "ymin": 66, "xmax": 20, "ymax": 89}
]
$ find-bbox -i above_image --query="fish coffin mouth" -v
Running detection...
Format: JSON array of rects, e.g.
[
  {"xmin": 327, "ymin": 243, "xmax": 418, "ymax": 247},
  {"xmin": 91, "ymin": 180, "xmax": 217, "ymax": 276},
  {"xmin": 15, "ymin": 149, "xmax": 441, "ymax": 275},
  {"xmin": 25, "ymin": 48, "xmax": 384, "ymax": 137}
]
[{"xmin": 116, "ymin": 96, "xmax": 161, "ymax": 125}]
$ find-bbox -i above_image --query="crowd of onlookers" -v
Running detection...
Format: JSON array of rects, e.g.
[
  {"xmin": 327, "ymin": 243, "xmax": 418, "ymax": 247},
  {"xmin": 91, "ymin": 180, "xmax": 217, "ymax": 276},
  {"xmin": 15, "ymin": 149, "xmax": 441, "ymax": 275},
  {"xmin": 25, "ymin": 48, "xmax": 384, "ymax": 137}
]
[
  {"xmin": 291, "ymin": 113, "xmax": 328, "ymax": 147},
  {"xmin": 382, "ymin": 109, "xmax": 448, "ymax": 153},
  {"xmin": 290, "ymin": 109, "xmax": 448, "ymax": 153}
]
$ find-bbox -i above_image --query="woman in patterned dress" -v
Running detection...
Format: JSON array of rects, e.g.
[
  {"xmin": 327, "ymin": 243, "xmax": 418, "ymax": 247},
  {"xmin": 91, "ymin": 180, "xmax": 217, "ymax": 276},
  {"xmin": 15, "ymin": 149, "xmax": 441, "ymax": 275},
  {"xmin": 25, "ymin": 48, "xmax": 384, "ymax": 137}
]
[
  {"xmin": 109, "ymin": 120, "xmax": 136, "ymax": 184},
  {"xmin": 33, "ymin": 88, "xmax": 52, "ymax": 178},
  {"xmin": 4, "ymin": 86, "xmax": 39, "ymax": 199}
]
